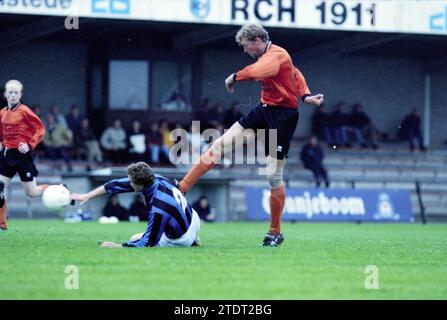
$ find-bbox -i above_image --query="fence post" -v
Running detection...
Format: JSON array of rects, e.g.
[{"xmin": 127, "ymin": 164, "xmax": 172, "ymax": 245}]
[{"xmin": 415, "ymin": 181, "xmax": 427, "ymax": 224}]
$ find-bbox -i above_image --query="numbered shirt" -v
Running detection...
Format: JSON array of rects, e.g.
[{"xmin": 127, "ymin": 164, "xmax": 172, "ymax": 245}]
[
  {"xmin": 235, "ymin": 43, "xmax": 310, "ymax": 109},
  {"xmin": 104, "ymin": 174, "xmax": 194, "ymax": 247}
]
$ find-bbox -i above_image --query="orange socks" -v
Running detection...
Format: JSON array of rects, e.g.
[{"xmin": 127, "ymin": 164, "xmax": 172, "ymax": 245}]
[
  {"xmin": 0, "ymin": 201, "xmax": 7, "ymax": 230},
  {"xmin": 268, "ymin": 185, "xmax": 286, "ymax": 235},
  {"xmin": 179, "ymin": 150, "xmax": 216, "ymax": 193}
]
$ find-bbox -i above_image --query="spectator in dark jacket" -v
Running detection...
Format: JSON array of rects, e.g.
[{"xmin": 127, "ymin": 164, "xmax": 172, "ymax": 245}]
[
  {"xmin": 129, "ymin": 194, "xmax": 148, "ymax": 222},
  {"xmin": 400, "ymin": 109, "xmax": 427, "ymax": 151},
  {"xmin": 311, "ymin": 105, "xmax": 333, "ymax": 146},
  {"xmin": 208, "ymin": 103, "xmax": 225, "ymax": 129},
  {"xmin": 224, "ymin": 101, "xmax": 243, "ymax": 129},
  {"xmin": 330, "ymin": 101, "xmax": 351, "ymax": 148},
  {"xmin": 300, "ymin": 136, "xmax": 330, "ymax": 188},
  {"xmin": 350, "ymin": 103, "xmax": 379, "ymax": 149},
  {"xmin": 65, "ymin": 105, "xmax": 83, "ymax": 138},
  {"xmin": 192, "ymin": 195, "xmax": 216, "ymax": 222},
  {"xmin": 102, "ymin": 195, "xmax": 128, "ymax": 221},
  {"xmin": 197, "ymin": 98, "xmax": 213, "ymax": 131},
  {"xmin": 146, "ymin": 122, "xmax": 171, "ymax": 165}
]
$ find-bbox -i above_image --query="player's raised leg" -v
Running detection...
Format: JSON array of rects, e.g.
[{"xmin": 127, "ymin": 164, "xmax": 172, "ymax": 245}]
[
  {"xmin": 179, "ymin": 121, "xmax": 245, "ymax": 193},
  {"xmin": 22, "ymin": 179, "xmax": 48, "ymax": 198},
  {"xmin": 0, "ymin": 175, "xmax": 11, "ymax": 230}
]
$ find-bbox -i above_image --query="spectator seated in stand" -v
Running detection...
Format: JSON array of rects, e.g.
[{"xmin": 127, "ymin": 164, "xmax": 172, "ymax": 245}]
[
  {"xmin": 43, "ymin": 113, "xmax": 73, "ymax": 172},
  {"xmin": 224, "ymin": 101, "xmax": 243, "ymax": 129},
  {"xmin": 300, "ymin": 136, "xmax": 330, "ymax": 188},
  {"xmin": 76, "ymin": 117, "xmax": 103, "ymax": 171},
  {"xmin": 330, "ymin": 101, "xmax": 351, "ymax": 148},
  {"xmin": 147, "ymin": 121, "xmax": 171, "ymax": 165},
  {"xmin": 192, "ymin": 195, "xmax": 216, "ymax": 223},
  {"xmin": 127, "ymin": 119, "xmax": 147, "ymax": 163},
  {"xmin": 161, "ymin": 90, "xmax": 189, "ymax": 111},
  {"xmin": 208, "ymin": 103, "xmax": 225, "ymax": 129},
  {"xmin": 102, "ymin": 195, "xmax": 129, "ymax": 221},
  {"xmin": 158, "ymin": 120, "xmax": 175, "ymax": 165},
  {"xmin": 100, "ymin": 119, "xmax": 128, "ymax": 164},
  {"xmin": 129, "ymin": 194, "xmax": 148, "ymax": 222},
  {"xmin": 350, "ymin": 103, "xmax": 379, "ymax": 149},
  {"xmin": 399, "ymin": 109, "xmax": 427, "ymax": 152},
  {"xmin": 49, "ymin": 105, "xmax": 67, "ymax": 126}
]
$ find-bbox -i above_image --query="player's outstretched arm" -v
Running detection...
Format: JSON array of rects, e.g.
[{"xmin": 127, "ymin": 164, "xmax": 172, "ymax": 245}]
[
  {"xmin": 71, "ymin": 185, "xmax": 106, "ymax": 205},
  {"xmin": 304, "ymin": 94, "xmax": 324, "ymax": 106}
]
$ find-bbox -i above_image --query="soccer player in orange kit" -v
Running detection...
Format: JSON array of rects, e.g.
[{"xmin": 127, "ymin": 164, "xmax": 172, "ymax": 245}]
[
  {"xmin": 178, "ymin": 23, "xmax": 324, "ymax": 246},
  {"xmin": 0, "ymin": 80, "xmax": 47, "ymax": 230}
]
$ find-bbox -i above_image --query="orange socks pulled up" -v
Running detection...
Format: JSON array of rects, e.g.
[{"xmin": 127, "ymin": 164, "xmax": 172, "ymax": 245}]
[
  {"xmin": 179, "ymin": 150, "xmax": 216, "ymax": 193},
  {"xmin": 268, "ymin": 185, "xmax": 286, "ymax": 235},
  {"xmin": 0, "ymin": 201, "xmax": 7, "ymax": 230}
]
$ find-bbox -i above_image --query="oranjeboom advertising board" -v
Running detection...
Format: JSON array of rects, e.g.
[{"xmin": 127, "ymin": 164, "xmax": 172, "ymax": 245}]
[{"xmin": 245, "ymin": 187, "xmax": 414, "ymax": 222}]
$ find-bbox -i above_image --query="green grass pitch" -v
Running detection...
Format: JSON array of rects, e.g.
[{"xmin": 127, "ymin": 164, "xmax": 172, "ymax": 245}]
[{"xmin": 0, "ymin": 220, "xmax": 446, "ymax": 299}]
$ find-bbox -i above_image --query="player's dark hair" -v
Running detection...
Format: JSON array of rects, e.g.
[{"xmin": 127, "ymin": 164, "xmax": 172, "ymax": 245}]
[{"xmin": 127, "ymin": 162, "xmax": 155, "ymax": 187}]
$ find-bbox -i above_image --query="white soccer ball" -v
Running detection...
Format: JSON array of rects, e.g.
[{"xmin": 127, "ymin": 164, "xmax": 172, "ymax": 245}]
[
  {"xmin": 98, "ymin": 216, "xmax": 119, "ymax": 224},
  {"xmin": 98, "ymin": 216, "xmax": 109, "ymax": 224},
  {"xmin": 108, "ymin": 216, "xmax": 119, "ymax": 224},
  {"xmin": 42, "ymin": 185, "xmax": 71, "ymax": 211}
]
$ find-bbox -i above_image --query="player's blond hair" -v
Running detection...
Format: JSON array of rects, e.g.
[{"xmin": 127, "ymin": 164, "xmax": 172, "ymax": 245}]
[
  {"xmin": 235, "ymin": 23, "xmax": 269, "ymax": 44},
  {"xmin": 5, "ymin": 80, "xmax": 23, "ymax": 92}
]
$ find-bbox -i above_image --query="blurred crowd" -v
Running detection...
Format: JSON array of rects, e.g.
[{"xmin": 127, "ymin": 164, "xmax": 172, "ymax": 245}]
[
  {"xmin": 30, "ymin": 100, "xmax": 244, "ymax": 172},
  {"xmin": 29, "ymin": 99, "xmax": 427, "ymax": 173},
  {"xmin": 311, "ymin": 101, "xmax": 427, "ymax": 151}
]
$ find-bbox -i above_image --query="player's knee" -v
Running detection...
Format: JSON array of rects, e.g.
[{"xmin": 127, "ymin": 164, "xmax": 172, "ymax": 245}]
[
  {"xmin": 25, "ymin": 188, "xmax": 40, "ymax": 198},
  {"xmin": 266, "ymin": 157, "xmax": 285, "ymax": 188},
  {"xmin": 267, "ymin": 172, "xmax": 283, "ymax": 188}
]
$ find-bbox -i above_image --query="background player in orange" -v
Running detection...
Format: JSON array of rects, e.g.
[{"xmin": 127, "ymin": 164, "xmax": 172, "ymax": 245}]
[
  {"xmin": 178, "ymin": 23, "xmax": 324, "ymax": 246},
  {"xmin": 0, "ymin": 80, "xmax": 47, "ymax": 230}
]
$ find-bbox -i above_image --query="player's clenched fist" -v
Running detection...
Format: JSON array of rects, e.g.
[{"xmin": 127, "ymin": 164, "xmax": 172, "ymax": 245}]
[
  {"xmin": 225, "ymin": 73, "xmax": 235, "ymax": 93},
  {"xmin": 18, "ymin": 142, "xmax": 30, "ymax": 154},
  {"xmin": 304, "ymin": 94, "xmax": 324, "ymax": 106}
]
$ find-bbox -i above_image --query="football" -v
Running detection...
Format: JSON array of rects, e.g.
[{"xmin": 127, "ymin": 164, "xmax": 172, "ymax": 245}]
[{"xmin": 41, "ymin": 185, "xmax": 71, "ymax": 211}]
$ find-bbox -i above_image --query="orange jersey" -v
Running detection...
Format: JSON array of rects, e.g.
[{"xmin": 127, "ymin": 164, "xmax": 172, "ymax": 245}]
[
  {"xmin": 0, "ymin": 104, "xmax": 46, "ymax": 150},
  {"xmin": 235, "ymin": 43, "xmax": 310, "ymax": 109}
]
